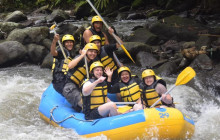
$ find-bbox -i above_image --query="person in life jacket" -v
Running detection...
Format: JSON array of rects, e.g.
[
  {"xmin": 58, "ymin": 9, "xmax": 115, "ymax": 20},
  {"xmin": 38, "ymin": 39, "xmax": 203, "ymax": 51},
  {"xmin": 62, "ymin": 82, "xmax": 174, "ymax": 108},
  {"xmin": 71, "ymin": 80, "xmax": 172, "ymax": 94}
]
[
  {"xmin": 50, "ymin": 34, "xmax": 75, "ymax": 93},
  {"xmin": 89, "ymin": 34, "xmax": 123, "ymax": 84},
  {"xmin": 82, "ymin": 15, "xmax": 110, "ymax": 48},
  {"xmin": 137, "ymin": 69, "xmax": 174, "ymax": 108},
  {"xmin": 106, "ymin": 66, "xmax": 142, "ymax": 111},
  {"xmin": 82, "ymin": 61, "xmax": 118, "ymax": 120},
  {"xmin": 62, "ymin": 43, "xmax": 99, "ymax": 112}
]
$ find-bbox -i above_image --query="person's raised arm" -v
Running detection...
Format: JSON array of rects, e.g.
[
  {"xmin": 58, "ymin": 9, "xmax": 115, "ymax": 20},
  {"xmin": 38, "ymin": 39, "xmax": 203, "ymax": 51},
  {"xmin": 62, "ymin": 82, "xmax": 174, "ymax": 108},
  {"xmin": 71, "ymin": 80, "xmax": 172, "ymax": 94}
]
[
  {"xmin": 108, "ymin": 27, "xmax": 123, "ymax": 48},
  {"xmin": 82, "ymin": 76, "xmax": 106, "ymax": 96},
  {"xmin": 104, "ymin": 67, "xmax": 113, "ymax": 82},
  {"xmin": 68, "ymin": 49, "xmax": 87, "ymax": 69},
  {"xmin": 105, "ymin": 67, "xmax": 120, "ymax": 93},
  {"xmin": 50, "ymin": 34, "xmax": 59, "ymax": 56}
]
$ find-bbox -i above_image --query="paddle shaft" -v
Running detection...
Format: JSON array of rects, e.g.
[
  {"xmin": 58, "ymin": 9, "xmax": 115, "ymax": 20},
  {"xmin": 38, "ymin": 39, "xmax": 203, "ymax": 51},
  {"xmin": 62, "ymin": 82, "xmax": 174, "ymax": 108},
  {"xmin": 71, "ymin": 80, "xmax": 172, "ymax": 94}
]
[
  {"xmin": 150, "ymin": 84, "xmax": 176, "ymax": 108},
  {"xmin": 84, "ymin": 56, "xmax": 89, "ymax": 79},
  {"xmin": 113, "ymin": 52, "xmax": 122, "ymax": 67},
  {"xmin": 115, "ymin": 102, "xmax": 136, "ymax": 105},
  {"xmin": 52, "ymin": 29, "xmax": 67, "ymax": 60}
]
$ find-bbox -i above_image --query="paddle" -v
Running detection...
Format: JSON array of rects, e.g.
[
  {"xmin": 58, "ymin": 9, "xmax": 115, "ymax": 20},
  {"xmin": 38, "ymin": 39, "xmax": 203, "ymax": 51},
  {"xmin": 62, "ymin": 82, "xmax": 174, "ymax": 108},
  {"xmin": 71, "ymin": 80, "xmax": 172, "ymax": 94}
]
[
  {"xmin": 86, "ymin": 0, "xmax": 135, "ymax": 64},
  {"xmin": 84, "ymin": 56, "xmax": 89, "ymax": 79},
  {"xmin": 150, "ymin": 66, "xmax": 196, "ymax": 108},
  {"xmin": 115, "ymin": 102, "xmax": 136, "ymax": 105},
  {"xmin": 50, "ymin": 23, "xmax": 67, "ymax": 60}
]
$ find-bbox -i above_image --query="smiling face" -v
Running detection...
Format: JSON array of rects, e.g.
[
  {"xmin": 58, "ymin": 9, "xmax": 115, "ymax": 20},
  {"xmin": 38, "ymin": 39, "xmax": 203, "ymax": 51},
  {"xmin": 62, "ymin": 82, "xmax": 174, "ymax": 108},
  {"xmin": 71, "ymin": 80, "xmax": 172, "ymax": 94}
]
[
  {"xmin": 93, "ymin": 67, "xmax": 103, "ymax": 79},
  {"xmin": 144, "ymin": 76, "xmax": 155, "ymax": 86},
  {"xmin": 92, "ymin": 40, "xmax": 101, "ymax": 50},
  {"xmin": 87, "ymin": 49, "xmax": 98, "ymax": 60},
  {"xmin": 120, "ymin": 71, "xmax": 130, "ymax": 83},
  {"xmin": 93, "ymin": 21, "xmax": 103, "ymax": 32},
  {"xmin": 64, "ymin": 40, "xmax": 74, "ymax": 51}
]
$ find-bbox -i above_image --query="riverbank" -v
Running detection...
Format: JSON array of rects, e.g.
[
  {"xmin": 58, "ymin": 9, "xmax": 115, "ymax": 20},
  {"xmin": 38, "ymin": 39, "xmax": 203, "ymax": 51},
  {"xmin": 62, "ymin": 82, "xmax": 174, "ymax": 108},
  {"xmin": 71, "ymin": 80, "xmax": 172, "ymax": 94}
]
[{"xmin": 0, "ymin": 1, "xmax": 220, "ymax": 95}]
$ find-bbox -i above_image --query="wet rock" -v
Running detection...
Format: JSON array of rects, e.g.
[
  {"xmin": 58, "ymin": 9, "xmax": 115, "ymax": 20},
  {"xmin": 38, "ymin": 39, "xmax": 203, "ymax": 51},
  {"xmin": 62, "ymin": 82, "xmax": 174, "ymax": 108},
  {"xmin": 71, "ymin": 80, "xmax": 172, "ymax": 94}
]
[
  {"xmin": 0, "ymin": 41, "xmax": 27, "ymax": 66},
  {"xmin": 136, "ymin": 51, "xmax": 157, "ymax": 67},
  {"xmin": 147, "ymin": 10, "xmax": 174, "ymax": 19},
  {"xmin": 149, "ymin": 15, "xmax": 204, "ymax": 41},
  {"xmin": 26, "ymin": 44, "xmax": 48, "ymax": 64},
  {"xmin": 41, "ymin": 53, "xmax": 53, "ymax": 69},
  {"xmin": 42, "ymin": 39, "xmax": 52, "ymax": 50},
  {"xmin": 46, "ymin": 9, "xmax": 70, "ymax": 23},
  {"xmin": 116, "ymin": 13, "xmax": 129, "ymax": 21},
  {"xmin": 4, "ymin": 11, "xmax": 27, "ymax": 22},
  {"xmin": 161, "ymin": 40, "xmax": 181, "ymax": 52},
  {"xmin": 182, "ymin": 41, "xmax": 195, "ymax": 49},
  {"xmin": 128, "ymin": 28, "xmax": 158, "ymax": 45},
  {"xmin": 6, "ymin": 26, "xmax": 49, "ymax": 45},
  {"xmin": 56, "ymin": 24, "xmax": 78, "ymax": 36},
  {"xmin": 0, "ymin": 22, "xmax": 23, "ymax": 36},
  {"xmin": 127, "ymin": 13, "xmax": 146, "ymax": 20},
  {"xmin": 190, "ymin": 54, "xmax": 213, "ymax": 70},
  {"xmin": 196, "ymin": 35, "xmax": 211, "ymax": 50},
  {"xmin": 156, "ymin": 61, "xmax": 178, "ymax": 76}
]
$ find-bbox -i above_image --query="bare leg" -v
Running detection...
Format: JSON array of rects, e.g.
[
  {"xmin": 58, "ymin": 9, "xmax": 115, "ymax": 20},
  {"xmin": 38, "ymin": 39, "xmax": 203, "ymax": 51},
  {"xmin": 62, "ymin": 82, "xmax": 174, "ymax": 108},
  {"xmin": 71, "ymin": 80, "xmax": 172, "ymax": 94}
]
[
  {"xmin": 133, "ymin": 104, "xmax": 143, "ymax": 111},
  {"xmin": 98, "ymin": 102, "xmax": 118, "ymax": 117}
]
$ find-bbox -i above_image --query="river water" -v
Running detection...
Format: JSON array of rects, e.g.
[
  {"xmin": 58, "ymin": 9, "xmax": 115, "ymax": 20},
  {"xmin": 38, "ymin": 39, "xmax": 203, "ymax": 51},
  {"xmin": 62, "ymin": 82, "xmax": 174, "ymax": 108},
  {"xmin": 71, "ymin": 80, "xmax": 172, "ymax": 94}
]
[
  {"xmin": 1, "ymin": 18, "xmax": 220, "ymax": 139},
  {"xmin": 0, "ymin": 65, "xmax": 219, "ymax": 140}
]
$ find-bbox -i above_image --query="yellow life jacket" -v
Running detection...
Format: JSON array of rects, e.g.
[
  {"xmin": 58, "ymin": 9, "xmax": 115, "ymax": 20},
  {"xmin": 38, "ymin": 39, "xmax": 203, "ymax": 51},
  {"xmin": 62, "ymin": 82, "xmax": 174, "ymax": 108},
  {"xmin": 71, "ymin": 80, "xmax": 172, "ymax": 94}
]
[
  {"xmin": 119, "ymin": 77, "xmax": 141, "ymax": 102},
  {"xmin": 100, "ymin": 47, "xmax": 117, "ymax": 71},
  {"xmin": 83, "ymin": 79, "xmax": 107, "ymax": 111},
  {"xmin": 141, "ymin": 77, "xmax": 166, "ymax": 107},
  {"xmin": 68, "ymin": 65, "xmax": 87, "ymax": 87},
  {"xmin": 141, "ymin": 88, "xmax": 162, "ymax": 107},
  {"xmin": 51, "ymin": 48, "xmax": 72, "ymax": 75}
]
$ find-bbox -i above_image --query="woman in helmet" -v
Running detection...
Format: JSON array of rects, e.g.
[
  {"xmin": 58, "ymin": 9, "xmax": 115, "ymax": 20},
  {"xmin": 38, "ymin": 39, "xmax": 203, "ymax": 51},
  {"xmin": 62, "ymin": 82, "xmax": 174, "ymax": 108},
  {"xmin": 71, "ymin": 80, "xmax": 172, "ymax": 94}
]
[
  {"xmin": 82, "ymin": 61, "xmax": 118, "ymax": 120},
  {"xmin": 106, "ymin": 66, "xmax": 141, "ymax": 106},
  {"xmin": 50, "ymin": 34, "xmax": 75, "ymax": 93},
  {"xmin": 138, "ymin": 69, "xmax": 173, "ymax": 108},
  {"xmin": 89, "ymin": 35, "xmax": 123, "ymax": 84},
  {"xmin": 62, "ymin": 43, "xmax": 99, "ymax": 112}
]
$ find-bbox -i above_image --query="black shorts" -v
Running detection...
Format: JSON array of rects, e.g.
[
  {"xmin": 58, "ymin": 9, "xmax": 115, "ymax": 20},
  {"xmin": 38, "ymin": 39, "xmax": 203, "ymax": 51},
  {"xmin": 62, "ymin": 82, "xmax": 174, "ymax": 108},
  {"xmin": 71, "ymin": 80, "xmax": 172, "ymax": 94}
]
[{"xmin": 85, "ymin": 108, "xmax": 103, "ymax": 120}]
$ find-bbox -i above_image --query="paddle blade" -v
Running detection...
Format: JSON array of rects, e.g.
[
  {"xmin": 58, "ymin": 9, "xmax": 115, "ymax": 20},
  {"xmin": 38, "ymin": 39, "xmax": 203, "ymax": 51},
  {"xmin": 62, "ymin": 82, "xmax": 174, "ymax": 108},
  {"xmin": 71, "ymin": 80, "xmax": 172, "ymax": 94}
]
[
  {"xmin": 50, "ymin": 24, "xmax": 56, "ymax": 30},
  {"xmin": 175, "ymin": 67, "xmax": 196, "ymax": 86},
  {"xmin": 120, "ymin": 44, "xmax": 135, "ymax": 63}
]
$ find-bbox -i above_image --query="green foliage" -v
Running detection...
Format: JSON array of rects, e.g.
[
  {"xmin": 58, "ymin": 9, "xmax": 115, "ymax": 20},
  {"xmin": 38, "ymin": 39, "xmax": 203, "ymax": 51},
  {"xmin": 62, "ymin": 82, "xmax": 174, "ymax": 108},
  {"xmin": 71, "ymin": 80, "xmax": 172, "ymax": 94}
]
[
  {"xmin": 74, "ymin": 1, "xmax": 87, "ymax": 13},
  {"xmin": 36, "ymin": 0, "xmax": 74, "ymax": 9},
  {"xmin": 131, "ymin": 0, "xmax": 144, "ymax": 9},
  {"xmin": 94, "ymin": 0, "xmax": 117, "ymax": 10}
]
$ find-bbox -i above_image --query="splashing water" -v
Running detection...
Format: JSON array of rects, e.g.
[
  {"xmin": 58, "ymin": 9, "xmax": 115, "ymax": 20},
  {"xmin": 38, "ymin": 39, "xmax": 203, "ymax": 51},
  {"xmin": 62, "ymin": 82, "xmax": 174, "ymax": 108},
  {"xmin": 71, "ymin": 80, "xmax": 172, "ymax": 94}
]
[{"xmin": 0, "ymin": 65, "xmax": 219, "ymax": 140}]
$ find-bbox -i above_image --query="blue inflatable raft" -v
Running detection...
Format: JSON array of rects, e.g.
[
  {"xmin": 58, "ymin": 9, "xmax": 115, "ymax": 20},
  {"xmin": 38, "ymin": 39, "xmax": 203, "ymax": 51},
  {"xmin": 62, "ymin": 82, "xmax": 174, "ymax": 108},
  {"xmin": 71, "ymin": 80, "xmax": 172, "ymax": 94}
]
[{"xmin": 39, "ymin": 84, "xmax": 195, "ymax": 139}]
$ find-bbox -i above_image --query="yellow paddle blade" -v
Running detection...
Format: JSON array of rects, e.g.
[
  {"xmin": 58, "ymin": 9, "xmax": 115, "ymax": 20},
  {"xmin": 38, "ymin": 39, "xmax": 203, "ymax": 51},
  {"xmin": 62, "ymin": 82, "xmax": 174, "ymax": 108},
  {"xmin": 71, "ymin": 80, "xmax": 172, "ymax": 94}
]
[
  {"xmin": 120, "ymin": 44, "xmax": 135, "ymax": 63},
  {"xmin": 175, "ymin": 67, "xmax": 196, "ymax": 86},
  {"xmin": 117, "ymin": 106, "xmax": 132, "ymax": 114},
  {"xmin": 50, "ymin": 24, "xmax": 56, "ymax": 30}
]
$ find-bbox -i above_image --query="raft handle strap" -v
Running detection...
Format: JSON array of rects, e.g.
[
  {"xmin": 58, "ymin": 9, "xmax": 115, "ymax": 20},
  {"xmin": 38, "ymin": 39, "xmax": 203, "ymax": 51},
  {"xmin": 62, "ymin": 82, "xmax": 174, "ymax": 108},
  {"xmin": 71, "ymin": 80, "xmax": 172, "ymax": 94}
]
[{"xmin": 50, "ymin": 106, "xmax": 95, "ymax": 124}]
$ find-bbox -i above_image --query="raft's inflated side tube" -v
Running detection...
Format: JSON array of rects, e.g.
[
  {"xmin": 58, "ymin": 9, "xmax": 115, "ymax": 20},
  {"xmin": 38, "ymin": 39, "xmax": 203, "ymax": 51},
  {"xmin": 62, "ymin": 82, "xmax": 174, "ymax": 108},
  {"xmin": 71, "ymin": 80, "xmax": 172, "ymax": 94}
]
[{"xmin": 39, "ymin": 84, "xmax": 195, "ymax": 139}]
